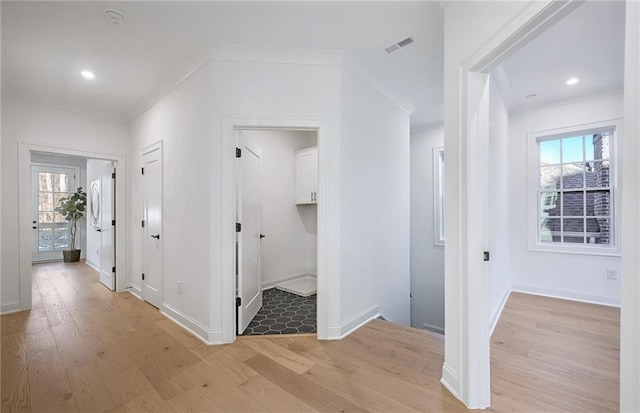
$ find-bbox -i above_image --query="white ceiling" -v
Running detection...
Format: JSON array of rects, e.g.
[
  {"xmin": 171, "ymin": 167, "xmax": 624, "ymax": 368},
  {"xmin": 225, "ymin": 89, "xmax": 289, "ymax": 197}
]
[
  {"xmin": 493, "ymin": 0, "xmax": 625, "ymax": 113},
  {"xmin": 1, "ymin": 1, "xmax": 444, "ymax": 127}
]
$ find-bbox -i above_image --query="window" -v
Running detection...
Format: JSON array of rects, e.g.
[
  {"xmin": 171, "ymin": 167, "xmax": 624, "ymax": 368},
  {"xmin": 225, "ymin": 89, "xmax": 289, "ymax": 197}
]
[
  {"xmin": 434, "ymin": 147, "xmax": 444, "ymax": 245},
  {"xmin": 529, "ymin": 120, "xmax": 620, "ymax": 254}
]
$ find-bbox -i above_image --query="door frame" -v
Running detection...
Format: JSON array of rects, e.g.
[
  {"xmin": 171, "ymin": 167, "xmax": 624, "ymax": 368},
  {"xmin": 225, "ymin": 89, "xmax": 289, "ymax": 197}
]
[
  {"xmin": 140, "ymin": 141, "xmax": 164, "ymax": 307},
  {"xmin": 442, "ymin": 0, "xmax": 586, "ymax": 408},
  {"xmin": 17, "ymin": 143, "xmax": 127, "ymax": 311},
  {"xmin": 222, "ymin": 118, "xmax": 331, "ymax": 343}
]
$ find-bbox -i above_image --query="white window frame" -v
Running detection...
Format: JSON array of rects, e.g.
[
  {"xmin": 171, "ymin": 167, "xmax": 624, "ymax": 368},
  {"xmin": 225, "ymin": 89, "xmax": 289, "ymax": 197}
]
[
  {"xmin": 527, "ymin": 119, "xmax": 622, "ymax": 256},
  {"xmin": 433, "ymin": 146, "xmax": 445, "ymax": 246}
]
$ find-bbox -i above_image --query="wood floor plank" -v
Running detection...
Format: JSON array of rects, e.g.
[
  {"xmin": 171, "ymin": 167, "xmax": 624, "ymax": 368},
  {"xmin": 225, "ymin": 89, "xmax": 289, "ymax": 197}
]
[{"xmin": 1, "ymin": 263, "xmax": 620, "ymax": 413}]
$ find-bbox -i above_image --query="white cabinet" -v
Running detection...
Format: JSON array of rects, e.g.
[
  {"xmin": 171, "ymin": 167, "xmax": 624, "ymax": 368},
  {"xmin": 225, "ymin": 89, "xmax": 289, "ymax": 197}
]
[{"xmin": 295, "ymin": 147, "xmax": 318, "ymax": 205}]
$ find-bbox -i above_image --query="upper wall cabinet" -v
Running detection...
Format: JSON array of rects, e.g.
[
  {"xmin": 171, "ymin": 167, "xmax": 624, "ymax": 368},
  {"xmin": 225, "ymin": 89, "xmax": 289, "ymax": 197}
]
[{"xmin": 295, "ymin": 147, "xmax": 318, "ymax": 205}]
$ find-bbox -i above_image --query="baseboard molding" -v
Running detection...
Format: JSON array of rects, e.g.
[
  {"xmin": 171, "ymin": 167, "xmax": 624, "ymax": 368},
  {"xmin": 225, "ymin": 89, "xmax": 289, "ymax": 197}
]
[
  {"xmin": 490, "ymin": 287, "xmax": 511, "ymax": 337},
  {"xmin": 262, "ymin": 273, "xmax": 316, "ymax": 290},
  {"xmin": 441, "ymin": 363, "xmax": 464, "ymax": 404},
  {"xmin": 85, "ymin": 260, "xmax": 99, "ymax": 272},
  {"xmin": 126, "ymin": 286, "xmax": 142, "ymax": 299},
  {"xmin": 327, "ymin": 304, "xmax": 380, "ymax": 340},
  {"xmin": 161, "ymin": 303, "xmax": 223, "ymax": 345},
  {"xmin": 0, "ymin": 300, "xmax": 22, "ymax": 314},
  {"xmin": 512, "ymin": 283, "xmax": 620, "ymax": 307},
  {"xmin": 422, "ymin": 322, "xmax": 445, "ymax": 335}
]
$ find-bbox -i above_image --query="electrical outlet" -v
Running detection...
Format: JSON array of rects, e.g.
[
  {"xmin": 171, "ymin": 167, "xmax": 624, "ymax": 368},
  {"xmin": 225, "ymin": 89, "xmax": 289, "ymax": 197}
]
[
  {"xmin": 606, "ymin": 268, "xmax": 618, "ymax": 280},
  {"xmin": 177, "ymin": 281, "xmax": 182, "ymax": 294}
]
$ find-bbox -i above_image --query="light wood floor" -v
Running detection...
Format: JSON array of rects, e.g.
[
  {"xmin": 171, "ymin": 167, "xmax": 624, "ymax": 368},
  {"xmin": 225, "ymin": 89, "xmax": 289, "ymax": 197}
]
[{"xmin": 1, "ymin": 263, "xmax": 619, "ymax": 412}]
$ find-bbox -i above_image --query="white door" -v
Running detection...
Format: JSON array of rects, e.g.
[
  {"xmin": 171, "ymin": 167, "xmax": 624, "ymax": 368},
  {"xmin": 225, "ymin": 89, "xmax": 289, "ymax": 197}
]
[
  {"xmin": 99, "ymin": 163, "xmax": 115, "ymax": 290},
  {"xmin": 142, "ymin": 145, "xmax": 163, "ymax": 308},
  {"xmin": 237, "ymin": 142, "xmax": 263, "ymax": 334},
  {"xmin": 31, "ymin": 165, "xmax": 78, "ymax": 262}
]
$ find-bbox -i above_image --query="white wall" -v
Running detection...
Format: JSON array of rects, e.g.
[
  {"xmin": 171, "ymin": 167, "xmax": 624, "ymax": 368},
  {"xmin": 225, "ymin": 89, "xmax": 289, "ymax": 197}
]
[
  {"xmin": 340, "ymin": 69, "xmax": 411, "ymax": 328},
  {"xmin": 86, "ymin": 159, "xmax": 113, "ymax": 270},
  {"xmin": 410, "ymin": 126, "xmax": 444, "ymax": 333},
  {"xmin": 488, "ymin": 78, "xmax": 511, "ymax": 332},
  {"xmin": 508, "ymin": 92, "xmax": 623, "ymax": 305},
  {"xmin": 237, "ymin": 129, "xmax": 317, "ymax": 287},
  {"xmin": 130, "ymin": 55, "xmax": 344, "ymax": 342},
  {"xmin": 30, "ymin": 152, "xmax": 88, "ymax": 257},
  {"xmin": 1, "ymin": 99, "xmax": 128, "ymax": 313}
]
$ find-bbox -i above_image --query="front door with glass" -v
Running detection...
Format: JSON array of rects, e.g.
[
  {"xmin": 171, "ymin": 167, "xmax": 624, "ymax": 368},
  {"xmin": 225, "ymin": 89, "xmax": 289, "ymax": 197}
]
[{"xmin": 31, "ymin": 165, "xmax": 78, "ymax": 262}]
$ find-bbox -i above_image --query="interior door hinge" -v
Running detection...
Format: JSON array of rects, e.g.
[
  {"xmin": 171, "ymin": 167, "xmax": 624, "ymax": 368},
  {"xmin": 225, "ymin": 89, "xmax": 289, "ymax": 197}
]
[
  {"xmin": 112, "ymin": 219, "xmax": 116, "ymax": 226},
  {"xmin": 142, "ymin": 273, "xmax": 145, "ymax": 280},
  {"xmin": 112, "ymin": 266, "xmax": 116, "ymax": 273},
  {"xmin": 483, "ymin": 251, "xmax": 490, "ymax": 262},
  {"xmin": 236, "ymin": 147, "xmax": 242, "ymax": 158},
  {"xmin": 141, "ymin": 220, "xmax": 145, "ymax": 228},
  {"xmin": 112, "ymin": 172, "xmax": 116, "ymax": 179},
  {"xmin": 236, "ymin": 223, "xmax": 241, "ymax": 232},
  {"xmin": 236, "ymin": 297, "xmax": 241, "ymax": 307},
  {"xmin": 141, "ymin": 167, "xmax": 144, "ymax": 175}
]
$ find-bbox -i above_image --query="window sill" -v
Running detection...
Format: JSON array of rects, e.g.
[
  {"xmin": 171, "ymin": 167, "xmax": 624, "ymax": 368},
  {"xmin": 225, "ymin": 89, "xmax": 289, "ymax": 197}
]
[{"xmin": 528, "ymin": 243, "xmax": 621, "ymax": 257}]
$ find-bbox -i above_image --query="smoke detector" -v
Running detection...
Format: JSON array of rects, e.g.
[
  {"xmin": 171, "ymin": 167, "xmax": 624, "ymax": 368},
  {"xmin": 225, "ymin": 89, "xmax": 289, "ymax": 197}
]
[
  {"xmin": 385, "ymin": 37, "xmax": 414, "ymax": 54},
  {"xmin": 105, "ymin": 10, "xmax": 125, "ymax": 25}
]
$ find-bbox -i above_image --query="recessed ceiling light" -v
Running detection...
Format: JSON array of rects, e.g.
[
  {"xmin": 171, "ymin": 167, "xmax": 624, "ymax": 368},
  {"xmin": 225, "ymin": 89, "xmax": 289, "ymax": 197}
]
[
  {"xmin": 81, "ymin": 70, "xmax": 95, "ymax": 80},
  {"xmin": 566, "ymin": 77, "xmax": 579, "ymax": 85}
]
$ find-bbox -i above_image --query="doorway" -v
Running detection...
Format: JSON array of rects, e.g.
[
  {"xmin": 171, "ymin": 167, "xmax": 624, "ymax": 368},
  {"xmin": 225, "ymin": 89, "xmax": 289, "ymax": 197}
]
[{"xmin": 236, "ymin": 129, "xmax": 318, "ymax": 336}]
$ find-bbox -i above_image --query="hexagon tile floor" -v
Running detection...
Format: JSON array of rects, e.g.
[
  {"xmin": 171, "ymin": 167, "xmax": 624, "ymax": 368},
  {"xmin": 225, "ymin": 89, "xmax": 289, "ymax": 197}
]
[{"xmin": 242, "ymin": 288, "xmax": 317, "ymax": 335}]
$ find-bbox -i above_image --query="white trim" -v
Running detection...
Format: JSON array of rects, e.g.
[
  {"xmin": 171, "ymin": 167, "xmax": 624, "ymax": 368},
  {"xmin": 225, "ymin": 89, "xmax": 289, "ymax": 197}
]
[
  {"xmin": 433, "ymin": 146, "xmax": 445, "ymax": 246},
  {"xmin": 327, "ymin": 304, "xmax": 380, "ymax": 340},
  {"xmin": 0, "ymin": 300, "xmax": 22, "ymax": 314},
  {"xmin": 512, "ymin": 283, "xmax": 620, "ymax": 307},
  {"xmin": 489, "ymin": 288, "xmax": 511, "ymax": 337},
  {"xmin": 527, "ymin": 118, "xmax": 623, "ymax": 256},
  {"xmin": 126, "ymin": 286, "xmax": 142, "ymax": 300},
  {"xmin": 221, "ymin": 117, "xmax": 336, "ymax": 345},
  {"xmin": 441, "ymin": 364, "xmax": 464, "ymax": 406},
  {"xmin": 261, "ymin": 273, "xmax": 316, "ymax": 290},
  {"xmin": 422, "ymin": 322, "xmax": 445, "ymax": 335},
  {"xmin": 85, "ymin": 260, "xmax": 100, "ymax": 273},
  {"xmin": 162, "ymin": 303, "xmax": 223, "ymax": 345},
  {"xmin": 17, "ymin": 143, "xmax": 127, "ymax": 313}
]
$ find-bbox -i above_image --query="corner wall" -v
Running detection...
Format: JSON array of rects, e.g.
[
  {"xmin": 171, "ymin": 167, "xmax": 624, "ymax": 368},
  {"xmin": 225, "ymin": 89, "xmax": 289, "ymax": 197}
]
[{"xmin": 340, "ymin": 69, "xmax": 411, "ymax": 332}]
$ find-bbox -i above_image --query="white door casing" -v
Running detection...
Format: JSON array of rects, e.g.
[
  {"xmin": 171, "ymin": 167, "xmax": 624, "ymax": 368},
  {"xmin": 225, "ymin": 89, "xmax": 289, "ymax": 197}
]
[
  {"xmin": 99, "ymin": 162, "xmax": 115, "ymax": 290},
  {"xmin": 237, "ymin": 141, "xmax": 263, "ymax": 334},
  {"xmin": 31, "ymin": 164, "xmax": 78, "ymax": 263},
  {"xmin": 142, "ymin": 143, "xmax": 163, "ymax": 308}
]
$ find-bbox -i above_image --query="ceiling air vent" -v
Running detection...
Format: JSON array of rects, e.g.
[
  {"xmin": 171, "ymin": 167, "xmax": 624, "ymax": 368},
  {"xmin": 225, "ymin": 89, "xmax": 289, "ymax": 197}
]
[{"xmin": 385, "ymin": 37, "xmax": 414, "ymax": 54}]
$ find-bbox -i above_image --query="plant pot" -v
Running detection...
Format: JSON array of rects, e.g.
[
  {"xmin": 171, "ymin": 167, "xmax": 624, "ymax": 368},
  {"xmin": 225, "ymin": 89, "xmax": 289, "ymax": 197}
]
[{"xmin": 62, "ymin": 249, "xmax": 81, "ymax": 263}]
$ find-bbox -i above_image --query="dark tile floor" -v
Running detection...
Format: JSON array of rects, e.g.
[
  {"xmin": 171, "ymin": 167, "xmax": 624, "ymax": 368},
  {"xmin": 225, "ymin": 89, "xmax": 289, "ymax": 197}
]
[{"xmin": 242, "ymin": 288, "xmax": 317, "ymax": 335}]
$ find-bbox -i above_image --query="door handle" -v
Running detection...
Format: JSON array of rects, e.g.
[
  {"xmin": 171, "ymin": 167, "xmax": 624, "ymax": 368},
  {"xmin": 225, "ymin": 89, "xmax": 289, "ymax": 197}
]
[
  {"xmin": 96, "ymin": 229, "xmax": 102, "ymax": 232},
  {"xmin": 260, "ymin": 234, "xmax": 266, "ymax": 239},
  {"xmin": 32, "ymin": 226, "xmax": 37, "ymax": 229},
  {"xmin": 151, "ymin": 234, "xmax": 160, "ymax": 240}
]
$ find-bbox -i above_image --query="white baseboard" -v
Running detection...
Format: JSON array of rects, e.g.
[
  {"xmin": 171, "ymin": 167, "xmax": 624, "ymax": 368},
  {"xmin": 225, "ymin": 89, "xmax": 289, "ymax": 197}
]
[
  {"xmin": 441, "ymin": 363, "xmax": 464, "ymax": 403},
  {"xmin": 422, "ymin": 322, "xmax": 445, "ymax": 335},
  {"xmin": 0, "ymin": 300, "xmax": 22, "ymax": 314},
  {"xmin": 161, "ymin": 303, "xmax": 223, "ymax": 345},
  {"xmin": 85, "ymin": 260, "xmax": 99, "ymax": 272},
  {"xmin": 327, "ymin": 304, "xmax": 380, "ymax": 340},
  {"xmin": 512, "ymin": 283, "xmax": 620, "ymax": 307},
  {"xmin": 262, "ymin": 273, "xmax": 316, "ymax": 290},
  {"xmin": 126, "ymin": 286, "xmax": 142, "ymax": 299},
  {"xmin": 490, "ymin": 287, "xmax": 511, "ymax": 337}
]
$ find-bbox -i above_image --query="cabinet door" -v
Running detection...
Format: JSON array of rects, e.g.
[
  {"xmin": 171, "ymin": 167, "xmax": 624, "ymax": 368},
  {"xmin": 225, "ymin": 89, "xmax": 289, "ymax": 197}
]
[{"xmin": 295, "ymin": 148, "xmax": 317, "ymax": 204}]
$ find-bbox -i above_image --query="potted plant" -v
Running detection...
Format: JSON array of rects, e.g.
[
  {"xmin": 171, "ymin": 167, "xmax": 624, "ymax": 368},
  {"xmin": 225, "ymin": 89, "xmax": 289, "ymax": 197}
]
[{"xmin": 54, "ymin": 187, "xmax": 87, "ymax": 262}]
